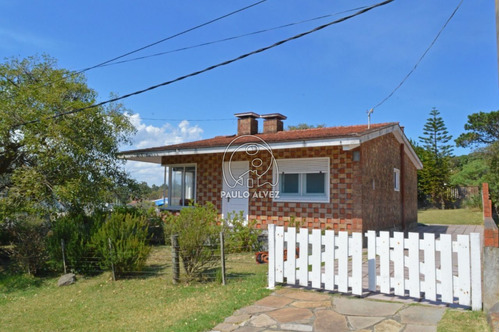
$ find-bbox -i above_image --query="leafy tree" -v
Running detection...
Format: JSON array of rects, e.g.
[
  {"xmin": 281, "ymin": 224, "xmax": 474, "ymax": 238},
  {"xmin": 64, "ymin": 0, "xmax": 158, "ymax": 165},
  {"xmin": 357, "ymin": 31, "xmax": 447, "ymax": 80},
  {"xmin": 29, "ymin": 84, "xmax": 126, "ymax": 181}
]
[
  {"xmin": 418, "ymin": 108, "xmax": 453, "ymax": 208},
  {"xmin": 287, "ymin": 123, "xmax": 325, "ymax": 130},
  {"xmin": 455, "ymin": 111, "xmax": 499, "ymax": 147},
  {"xmin": 455, "ymin": 110, "xmax": 499, "ymax": 208},
  {"xmin": 0, "ymin": 55, "xmax": 135, "ymax": 219}
]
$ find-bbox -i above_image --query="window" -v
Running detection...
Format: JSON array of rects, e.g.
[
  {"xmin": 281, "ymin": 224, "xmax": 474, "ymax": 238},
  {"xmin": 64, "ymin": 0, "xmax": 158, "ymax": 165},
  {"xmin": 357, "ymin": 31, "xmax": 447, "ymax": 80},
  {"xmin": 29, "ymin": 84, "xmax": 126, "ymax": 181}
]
[
  {"xmin": 394, "ymin": 168, "xmax": 400, "ymax": 192},
  {"xmin": 274, "ymin": 158, "xmax": 329, "ymax": 203},
  {"xmin": 168, "ymin": 165, "xmax": 196, "ymax": 208}
]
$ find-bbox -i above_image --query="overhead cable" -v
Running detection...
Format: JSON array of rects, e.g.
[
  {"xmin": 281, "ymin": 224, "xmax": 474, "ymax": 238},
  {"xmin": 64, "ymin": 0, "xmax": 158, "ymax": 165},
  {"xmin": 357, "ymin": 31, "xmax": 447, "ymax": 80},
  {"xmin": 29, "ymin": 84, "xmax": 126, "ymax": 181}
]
[
  {"xmin": 15, "ymin": 0, "xmax": 395, "ymax": 128},
  {"xmin": 76, "ymin": 0, "xmax": 268, "ymax": 74},
  {"xmin": 371, "ymin": 0, "xmax": 464, "ymax": 110},
  {"xmin": 99, "ymin": 6, "xmax": 368, "ymax": 69}
]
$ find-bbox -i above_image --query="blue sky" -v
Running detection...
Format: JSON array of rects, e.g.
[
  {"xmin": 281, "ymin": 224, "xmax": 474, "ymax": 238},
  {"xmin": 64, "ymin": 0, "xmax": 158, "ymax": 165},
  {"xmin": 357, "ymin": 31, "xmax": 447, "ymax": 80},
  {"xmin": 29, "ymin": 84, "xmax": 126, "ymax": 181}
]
[{"xmin": 1, "ymin": 0, "xmax": 498, "ymax": 185}]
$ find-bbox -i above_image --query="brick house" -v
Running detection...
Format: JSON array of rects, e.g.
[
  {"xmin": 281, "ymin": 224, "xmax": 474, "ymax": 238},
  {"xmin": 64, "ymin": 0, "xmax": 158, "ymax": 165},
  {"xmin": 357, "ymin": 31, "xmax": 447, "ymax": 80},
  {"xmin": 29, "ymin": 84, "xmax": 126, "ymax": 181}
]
[{"xmin": 119, "ymin": 113, "xmax": 422, "ymax": 232}]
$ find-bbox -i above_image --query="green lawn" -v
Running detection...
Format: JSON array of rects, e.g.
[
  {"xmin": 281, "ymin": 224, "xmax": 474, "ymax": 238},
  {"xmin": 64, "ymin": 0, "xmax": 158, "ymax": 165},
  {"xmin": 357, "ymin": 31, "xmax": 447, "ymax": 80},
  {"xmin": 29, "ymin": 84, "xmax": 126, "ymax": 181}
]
[
  {"xmin": 0, "ymin": 247, "xmax": 270, "ymax": 331},
  {"xmin": 438, "ymin": 309, "xmax": 491, "ymax": 332},
  {"xmin": 418, "ymin": 208, "xmax": 483, "ymax": 225}
]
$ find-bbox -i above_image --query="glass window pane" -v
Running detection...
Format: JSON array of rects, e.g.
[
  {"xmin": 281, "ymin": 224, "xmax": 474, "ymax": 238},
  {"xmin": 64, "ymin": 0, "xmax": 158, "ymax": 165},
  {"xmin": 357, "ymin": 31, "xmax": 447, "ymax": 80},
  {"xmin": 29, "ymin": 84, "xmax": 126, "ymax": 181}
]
[
  {"xmin": 306, "ymin": 173, "xmax": 325, "ymax": 194},
  {"xmin": 171, "ymin": 167, "xmax": 183, "ymax": 206},
  {"xmin": 184, "ymin": 167, "xmax": 195, "ymax": 206},
  {"xmin": 280, "ymin": 173, "xmax": 299, "ymax": 194}
]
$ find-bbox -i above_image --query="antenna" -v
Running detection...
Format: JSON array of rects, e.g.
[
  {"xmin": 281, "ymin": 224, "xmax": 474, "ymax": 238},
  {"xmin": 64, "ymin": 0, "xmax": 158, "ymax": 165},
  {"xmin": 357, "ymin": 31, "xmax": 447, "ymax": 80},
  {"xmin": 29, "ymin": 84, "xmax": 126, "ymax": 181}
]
[{"xmin": 367, "ymin": 108, "xmax": 374, "ymax": 129}]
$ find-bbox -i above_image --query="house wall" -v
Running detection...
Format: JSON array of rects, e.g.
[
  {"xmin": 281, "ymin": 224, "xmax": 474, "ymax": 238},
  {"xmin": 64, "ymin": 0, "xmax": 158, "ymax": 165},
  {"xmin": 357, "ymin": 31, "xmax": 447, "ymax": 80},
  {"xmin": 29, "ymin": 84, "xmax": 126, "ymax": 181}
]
[
  {"xmin": 162, "ymin": 146, "xmax": 363, "ymax": 231},
  {"xmin": 161, "ymin": 133, "xmax": 418, "ymax": 232},
  {"xmin": 403, "ymin": 152, "xmax": 418, "ymax": 229},
  {"xmin": 359, "ymin": 134, "xmax": 418, "ymax": 232}
]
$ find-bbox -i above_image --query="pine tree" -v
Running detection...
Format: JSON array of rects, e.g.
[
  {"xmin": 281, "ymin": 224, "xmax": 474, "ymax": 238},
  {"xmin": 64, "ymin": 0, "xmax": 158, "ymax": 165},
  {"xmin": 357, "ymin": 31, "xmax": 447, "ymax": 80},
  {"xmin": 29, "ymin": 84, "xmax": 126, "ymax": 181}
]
[{"xmin": 418, "ymin": 108, "xmax": 453, "ymax": 208}]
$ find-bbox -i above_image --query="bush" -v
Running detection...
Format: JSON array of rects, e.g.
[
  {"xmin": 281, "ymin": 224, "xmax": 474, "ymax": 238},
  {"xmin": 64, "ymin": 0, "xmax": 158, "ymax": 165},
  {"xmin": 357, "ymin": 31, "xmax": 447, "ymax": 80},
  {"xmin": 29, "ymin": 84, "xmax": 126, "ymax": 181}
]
[
  {"xmin": 5, "ymin": 215, "xmax": 49, "ymax": 276},
  {"xmin": 46, "ymin": 213, "xmax": 104, "ymax": 274},
  {"xmin": 462, "ymin": 194, "xmax": 482, "ymax": 210},
  {"xmin": 91, "ymin": 212, "xmax": 151, "ymax": 276},
  {"xmin": 223, "ymin": 212, "xmax": 261, "ymax": 253},
  {"xmin": 113, "ymin": 204, "xmax": 164, "ymax": 245},
  {"xmin": 165, "ymin": 203, "xmax": 221, "ymax": 281}
]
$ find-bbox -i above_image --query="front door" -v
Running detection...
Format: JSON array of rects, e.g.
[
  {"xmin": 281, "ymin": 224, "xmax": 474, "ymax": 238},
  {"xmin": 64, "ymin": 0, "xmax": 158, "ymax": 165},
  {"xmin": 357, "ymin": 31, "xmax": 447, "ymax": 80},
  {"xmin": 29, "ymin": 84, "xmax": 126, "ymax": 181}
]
[{"xmin": 222, "ymin": 161, "xmax": 249, "ymax": 220}]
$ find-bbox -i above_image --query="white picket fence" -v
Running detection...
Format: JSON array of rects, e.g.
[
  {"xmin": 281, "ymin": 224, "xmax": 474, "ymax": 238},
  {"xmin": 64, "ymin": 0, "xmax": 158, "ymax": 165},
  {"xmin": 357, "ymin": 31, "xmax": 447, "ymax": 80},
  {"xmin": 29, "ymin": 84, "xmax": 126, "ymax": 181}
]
[{"xmin": 267, "ymin": 225, "xmax": 482, "ymax": 310}]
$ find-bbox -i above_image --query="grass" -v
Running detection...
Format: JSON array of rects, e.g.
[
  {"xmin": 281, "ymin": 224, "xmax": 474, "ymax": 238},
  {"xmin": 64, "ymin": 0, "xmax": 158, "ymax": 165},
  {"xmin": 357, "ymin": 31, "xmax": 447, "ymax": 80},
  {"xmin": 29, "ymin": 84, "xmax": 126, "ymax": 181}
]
[
  {"xmin": 438, "ymin": 309, "xmax": 491, "ymax": 332},
  {"xmin": 0, "ymin": 246, "xmax": 271, "ymax": 332},
  {"xmin": 418, "ymin": 208, "xmax": 483, "ymax": 225}
]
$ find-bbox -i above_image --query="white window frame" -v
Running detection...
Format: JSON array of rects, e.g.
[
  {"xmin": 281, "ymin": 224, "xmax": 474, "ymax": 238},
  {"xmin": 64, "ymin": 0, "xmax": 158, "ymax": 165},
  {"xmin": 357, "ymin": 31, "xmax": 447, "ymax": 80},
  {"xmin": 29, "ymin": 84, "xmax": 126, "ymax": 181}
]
[
  {"xmin": 273, "ymin": 157, "xmax": 330, "ymax": 203},
  {"xmin": 394, "ymin": 168, "xmax": 400, "ymax": 192},
  {"xmin": 166, "ymin": 163, "xmax": 197, "ymax": 210}
]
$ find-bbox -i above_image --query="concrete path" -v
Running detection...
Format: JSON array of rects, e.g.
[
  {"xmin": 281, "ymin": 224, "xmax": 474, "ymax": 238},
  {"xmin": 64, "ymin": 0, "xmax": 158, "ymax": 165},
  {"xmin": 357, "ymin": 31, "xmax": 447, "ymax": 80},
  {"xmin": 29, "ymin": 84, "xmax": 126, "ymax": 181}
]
[{"xmin": 211, "ymin": 288, "xmax": 447, "ymax": 331}]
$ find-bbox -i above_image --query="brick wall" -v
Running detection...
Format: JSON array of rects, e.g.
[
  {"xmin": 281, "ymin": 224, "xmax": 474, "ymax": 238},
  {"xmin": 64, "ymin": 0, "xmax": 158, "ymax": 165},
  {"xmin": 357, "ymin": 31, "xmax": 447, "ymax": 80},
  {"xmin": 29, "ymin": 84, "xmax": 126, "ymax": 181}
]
[
  {"xmin": 359, "ymin": 134, "xmax": 415, "ymax": 232},
  {"xmin": 482, "ymin": 183, "xmax": 498, "ymax": 248},
  {"xmin": 403, "ymin": 152, "xmax": 418, "ymax": 229},
  {"xmin": 161, "ymin": 133, "xmax": 418, "ymax": 233},
  {"xmin": 163, "ymin": 146, "xmax": 361, "ymax": 231}
]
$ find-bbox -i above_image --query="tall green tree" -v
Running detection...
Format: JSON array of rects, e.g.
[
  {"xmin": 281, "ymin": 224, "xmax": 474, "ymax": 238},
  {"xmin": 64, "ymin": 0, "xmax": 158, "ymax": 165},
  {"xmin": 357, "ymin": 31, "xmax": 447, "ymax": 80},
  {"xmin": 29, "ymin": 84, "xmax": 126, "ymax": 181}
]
[
  {"xmin": 0, "ymin": 55, "xmax": 135, "ymax": 219},
  {"xmin": 418, "ymin": 108, "xmax": 453, "ymax": 208},
  {"xmin": 455, "ymin": 110, "xmax": 499, "ymax": 208}
]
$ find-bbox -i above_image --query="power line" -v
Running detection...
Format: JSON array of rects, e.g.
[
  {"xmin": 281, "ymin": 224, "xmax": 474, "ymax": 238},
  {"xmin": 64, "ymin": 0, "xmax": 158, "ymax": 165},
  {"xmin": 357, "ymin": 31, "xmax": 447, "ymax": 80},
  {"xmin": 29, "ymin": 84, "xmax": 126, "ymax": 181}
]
[
  {"xmin": 98, "ymin": 6, "xmax": 368, "ymax": 69},
  {"xmin": 139, "ymin": 117, "xmax": 235, "ymax": 122},
  {"xmin": 15, "ymin": 0, "xmax": 395, "ymax": 128},
  {"xmin": 371, "ymin": 0, "xmax": 464, "ymax": 110},
  {"xmin": 76, "ymin": 0, "xmax": 268, "ymax": 74}
]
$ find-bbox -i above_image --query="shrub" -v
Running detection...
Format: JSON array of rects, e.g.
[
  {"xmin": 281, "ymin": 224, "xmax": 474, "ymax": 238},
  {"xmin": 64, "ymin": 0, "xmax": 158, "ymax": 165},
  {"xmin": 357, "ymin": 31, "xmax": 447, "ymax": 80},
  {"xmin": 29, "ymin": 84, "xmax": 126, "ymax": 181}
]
[
  {"xmin": 91, "ymin": 212, "xmax": 151, "ymax": 276},
  {"xmin": 5, "ymin": 215, "xmax": 49, "ymax": 276},
  {"xmin": 165, "ymin": 203, "xmax": 221, "ymax": 281},
  {"xmin": 223, "ymin": 212, "xmax": 261, "ymax": 253},
  {"xmin": 113, "ymin": 204, "xmax": 164, "ymax": 245},
  {"xmin": 46, "ymin": 213, "xmax": 104, "ymax": 274},
  {"xmin": 462, "ymin": 194, "xmax": 482, "ymax": 210}
]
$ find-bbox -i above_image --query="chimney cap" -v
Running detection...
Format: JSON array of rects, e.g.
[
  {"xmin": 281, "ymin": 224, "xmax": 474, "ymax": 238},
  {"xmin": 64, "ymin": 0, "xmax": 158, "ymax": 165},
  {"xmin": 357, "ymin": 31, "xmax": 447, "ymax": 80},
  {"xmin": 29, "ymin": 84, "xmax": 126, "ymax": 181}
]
[
  {"xmin": 234, "ymin": 112, "xmax": 260, "ymax": 119},
  {"xmin": 260, "ymin": 113, "xmax": 287, "ymax": 120}
]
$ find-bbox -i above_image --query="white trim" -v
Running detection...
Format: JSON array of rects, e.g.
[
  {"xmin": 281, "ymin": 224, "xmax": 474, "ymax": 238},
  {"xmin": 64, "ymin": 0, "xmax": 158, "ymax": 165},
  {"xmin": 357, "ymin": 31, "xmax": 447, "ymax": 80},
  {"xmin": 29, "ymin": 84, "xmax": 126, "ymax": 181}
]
[
  {"xmin": 273, "ymin": 157, "xmax": 330, "ymax": 203},
  {"xmin": 394, "ymin": 168, "xmax": 401, "ymax": 192},
  {"xmin": 120, "ymin": 138, "xmax": 361, "ymax": 160},
  {"xmin": 166, "ymin": 163, "xmax": 197, "ymax": 209}
]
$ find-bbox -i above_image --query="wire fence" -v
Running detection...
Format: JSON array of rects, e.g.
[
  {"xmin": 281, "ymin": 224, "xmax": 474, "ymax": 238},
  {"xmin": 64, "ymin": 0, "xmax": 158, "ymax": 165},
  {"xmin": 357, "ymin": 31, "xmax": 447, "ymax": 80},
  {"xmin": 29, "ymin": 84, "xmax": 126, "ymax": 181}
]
[{"xmin": 54, "ymin": 232, "xmax": 267, "ymax": 284}]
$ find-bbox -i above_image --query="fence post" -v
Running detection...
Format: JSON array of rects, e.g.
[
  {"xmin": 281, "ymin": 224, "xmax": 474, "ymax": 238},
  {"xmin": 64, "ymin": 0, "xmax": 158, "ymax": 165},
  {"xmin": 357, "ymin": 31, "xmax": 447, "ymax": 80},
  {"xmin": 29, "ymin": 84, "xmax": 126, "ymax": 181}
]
[
  {"xmin": 108, "ymin": 238, "xmax": 116, "ymax": 281},
  {"xmin": 171, "ymin": 234, "xmax": 180, "ymax": 284},
  {"xmin": 220, "ymin": 232, "xmax": 226, "ymax": 285},
  {"xmin": 267, "ymin": 224, "xmax": 276, "ymax": 289},
  {"xmin": 61, "ymin": 239, "xmax": 67, "ymax": 274}
]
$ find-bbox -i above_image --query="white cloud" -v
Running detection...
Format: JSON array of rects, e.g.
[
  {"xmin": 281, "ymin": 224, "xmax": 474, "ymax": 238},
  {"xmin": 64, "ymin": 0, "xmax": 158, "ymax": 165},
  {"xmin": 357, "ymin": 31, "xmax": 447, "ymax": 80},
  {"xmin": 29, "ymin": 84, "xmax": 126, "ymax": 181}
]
[{"xmin": 122, "ymin": 114, "xmax": 203, "ymax": 185}]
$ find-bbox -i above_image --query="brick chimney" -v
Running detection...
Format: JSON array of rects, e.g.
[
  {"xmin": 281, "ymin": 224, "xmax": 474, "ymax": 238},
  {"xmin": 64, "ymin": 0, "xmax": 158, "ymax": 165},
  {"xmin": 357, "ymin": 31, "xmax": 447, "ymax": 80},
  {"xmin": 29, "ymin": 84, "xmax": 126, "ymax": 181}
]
[
  {"xmin": 261, "ymin": 113, "xmax": 287, "ymax": 134},
  {"xmin": 235, "ymin": 112, "xmax": 259, "ymax": 135}
]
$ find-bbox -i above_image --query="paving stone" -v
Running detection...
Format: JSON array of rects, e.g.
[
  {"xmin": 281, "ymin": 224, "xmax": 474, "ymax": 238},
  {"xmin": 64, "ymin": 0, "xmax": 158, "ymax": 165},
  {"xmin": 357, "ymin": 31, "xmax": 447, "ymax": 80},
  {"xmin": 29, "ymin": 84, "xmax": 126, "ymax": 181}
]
[
  {"xmin": 249, "ymin": 314, "xmax": 276, "ymax": 328},
  {"xmin": 399, "ymin": 306, "xmax": 445, "ymax": 325},
  {"xmin": 212, "ymin": 322, "xmax": 238, "ymax": 332},
  {"xmin": 225, "ymin": 314, "xmax": 251, "ymax": 324},
  {"xmin": 291, "ymin": 300, "xmax": 332, "ymax": 308},
  {"xmin": 347, "ymin": 316, "xmax": 385, "ymax": 330},
  {"xmin": 373, "ymin": 319, "xmax": 402, "ymax": 332},
  {"xmin": 267, "ymin": 307, "xmax": 313, "ymax": 323},
  {"xmin": 235, "ymin": 305, "xmax": 275, "ymax": 315},
  {"xmin": 272, "ymin": 288, "xmax": 298, "ymax": 295},
  {"xmin": 403, "ymin": 324, "xmax": 437, "ymax": 332},
  {"xmin": 282, "ymin": 290, "xmax": 331, "ymax": 301},
  {"xmin": 254, "ymin": 296, "xmax": 294, "ymax": 308},
  {"xmin": 279, "ymin": 323, "xmax": 313, "ymax": 331},
  {"xmin": 313, "ymin": 309, "xmax": 348, "ymax": 332},
  {"xmin": 233, "ymin": 327, "xmax": 263, "ymax": 332},
  {"xmin": 333, "ymin": 297, "xmax": 404, "ymax": 316}
]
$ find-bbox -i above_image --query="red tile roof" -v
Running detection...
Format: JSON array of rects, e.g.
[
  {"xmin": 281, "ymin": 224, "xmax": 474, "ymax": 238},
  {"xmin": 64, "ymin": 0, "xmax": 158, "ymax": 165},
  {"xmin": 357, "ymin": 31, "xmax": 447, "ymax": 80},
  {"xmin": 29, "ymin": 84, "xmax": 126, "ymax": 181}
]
[{"xmin": 120, "ymin": 122, "xmax": 398, "ymax": 155}]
